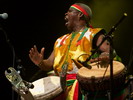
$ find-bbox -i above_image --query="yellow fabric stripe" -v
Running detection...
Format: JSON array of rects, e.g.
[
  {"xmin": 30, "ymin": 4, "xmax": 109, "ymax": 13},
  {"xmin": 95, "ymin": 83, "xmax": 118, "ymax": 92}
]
[{"xmin": 66, "ymin": 80, "xmax": 78, "ymax": 100}]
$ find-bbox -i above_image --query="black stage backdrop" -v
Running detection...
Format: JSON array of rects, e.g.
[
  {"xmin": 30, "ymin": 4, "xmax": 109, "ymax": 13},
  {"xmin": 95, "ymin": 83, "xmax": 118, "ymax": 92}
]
[{"xmin": 0, "ymin": 0, "xmax": 133, "ymax": 99}]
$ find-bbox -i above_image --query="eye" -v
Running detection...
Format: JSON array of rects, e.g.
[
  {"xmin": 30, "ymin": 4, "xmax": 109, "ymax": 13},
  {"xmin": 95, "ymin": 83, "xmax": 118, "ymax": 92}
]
[{"xmin": 68, "ymin": 9, "xmax": 73, "ymax": 13}]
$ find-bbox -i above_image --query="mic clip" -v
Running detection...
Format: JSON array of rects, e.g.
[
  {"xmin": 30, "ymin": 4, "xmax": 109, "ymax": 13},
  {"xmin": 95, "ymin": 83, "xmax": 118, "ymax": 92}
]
[
  {"xmin": 23, "ymin": 80, "xmax": 34, "ymax": 89},
  {"xmin": 5, "ymin": 67, "xmax": 34, "ymax": 95},
  {"xmin": 78, "ymin": 60, "xmax": 92, "ymax": 69},
  {"xmin": 72, "ymin": 59, "xmax": 92, "ymax": 69}
]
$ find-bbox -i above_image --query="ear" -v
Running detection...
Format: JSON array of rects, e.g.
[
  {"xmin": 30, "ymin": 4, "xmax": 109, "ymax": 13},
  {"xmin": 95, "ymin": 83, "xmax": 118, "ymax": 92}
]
[{"xmin": 78, "ymin": 12, "xmax": 84, "ymax": 18}]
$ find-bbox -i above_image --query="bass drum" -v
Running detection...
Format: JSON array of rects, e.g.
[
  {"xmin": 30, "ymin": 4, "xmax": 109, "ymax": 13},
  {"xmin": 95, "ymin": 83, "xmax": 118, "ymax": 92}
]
[
  {"xmin": 21, "ymin": 76, "xmax": 63, "ymax": 100},
  {"xmin": 77, "ymin": 61, "xmax": 127, "ymax": 92}
]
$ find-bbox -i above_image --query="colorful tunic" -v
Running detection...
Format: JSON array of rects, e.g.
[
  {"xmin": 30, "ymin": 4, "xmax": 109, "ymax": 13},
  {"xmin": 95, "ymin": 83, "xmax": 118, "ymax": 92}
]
[
  {"xmin": 53, "ymin": 28, "xmax": 105, "ymax": 100},
  {"xmin": 53, "ymin": 28, "xmax": 105, "ymax": 75}
]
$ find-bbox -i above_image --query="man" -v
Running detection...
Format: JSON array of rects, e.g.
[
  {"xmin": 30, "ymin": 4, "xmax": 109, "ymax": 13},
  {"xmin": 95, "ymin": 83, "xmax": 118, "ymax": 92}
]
[{"xmin": 29, "ymin": 3, "xmax": 121, "ymax": 100}]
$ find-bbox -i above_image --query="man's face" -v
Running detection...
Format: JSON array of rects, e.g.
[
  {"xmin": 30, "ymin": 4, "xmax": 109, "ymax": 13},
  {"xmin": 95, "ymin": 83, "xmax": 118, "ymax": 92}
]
[{"xmin": 65, "ymin": 7, "xmax": 80, "ymax": 31}]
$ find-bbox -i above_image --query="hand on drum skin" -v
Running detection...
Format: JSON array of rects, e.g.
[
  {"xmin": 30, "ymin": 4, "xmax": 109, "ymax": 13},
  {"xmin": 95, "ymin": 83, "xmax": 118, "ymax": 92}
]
[
  {"xmin": 99, "ymin": 52, "xmax": 110, "ymax": 68},
  {"xmin": 89, "ymin": 52, "xmax": 109, "ymax": 63},
  {"xmin": 29, "ymin": 45, "xmax": 45, "ymax": 65},
  {"xmin": 99, "ymin": 52, "xmax": 109, "ymax": 60}
]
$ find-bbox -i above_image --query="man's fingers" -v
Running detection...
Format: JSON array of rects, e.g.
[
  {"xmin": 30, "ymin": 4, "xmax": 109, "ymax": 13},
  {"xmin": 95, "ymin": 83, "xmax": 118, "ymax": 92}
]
[
  {"xmin": 40, "ymin": 47, "xmax": 45, "ymax": 56},
  {"xmin": 29, "ymin": 47, "xmax": 35, "ymax": 55},
  {"xmin": 34, "ymin": 45, "xmax": 38, "ymax": 52}
]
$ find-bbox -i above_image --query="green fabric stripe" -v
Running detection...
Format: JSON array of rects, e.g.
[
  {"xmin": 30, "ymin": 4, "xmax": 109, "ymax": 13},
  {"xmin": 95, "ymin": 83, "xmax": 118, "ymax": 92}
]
[
  {"xmin": 66, "ymin": 79, "xmax": 75, "ymax": 86},
  {"xmin": 77, "ymin": 28, "xmax": 88, "ymax": 42},
  {"xmin": 70, "ymin": 6, "xmax": 81, "ymax": 12},
  {"xmin": 115, "ymin": 88, "xmax": 125, "ymax": 98},
  {"xmin": 114, "ymin": 55, "xmax": 122, "ymax": 62}
]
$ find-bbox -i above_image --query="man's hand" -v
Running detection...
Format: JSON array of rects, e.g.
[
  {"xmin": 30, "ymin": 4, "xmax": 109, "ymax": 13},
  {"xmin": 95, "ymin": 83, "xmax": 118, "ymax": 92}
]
[{"xmin": 29, "ymin": 45, "xmax": 45, "ymax": 65}]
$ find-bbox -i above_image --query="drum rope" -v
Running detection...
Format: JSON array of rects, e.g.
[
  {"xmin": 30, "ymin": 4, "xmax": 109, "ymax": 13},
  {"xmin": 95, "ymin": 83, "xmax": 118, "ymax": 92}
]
[
  {"xmin": 77, "ymin": 52, "xmax": 111, "ymax": 99},
  {"xmin": 91, "ymin": 62, "xmax": 110, "ymax": 100}
]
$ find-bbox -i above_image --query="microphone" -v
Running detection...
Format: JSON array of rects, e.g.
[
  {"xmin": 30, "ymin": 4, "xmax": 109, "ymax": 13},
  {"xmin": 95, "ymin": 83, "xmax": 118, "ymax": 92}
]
[
  {"xmin": 0, "ymin": 13, "xmax": 8, "ymax": 19},
  {"xmin": 78, "ymin": 60, "xmax": 92, "ymax": 69},
  {"xmin": 26, "ymin": 82, "xmax": 34, "ymax": 89}
]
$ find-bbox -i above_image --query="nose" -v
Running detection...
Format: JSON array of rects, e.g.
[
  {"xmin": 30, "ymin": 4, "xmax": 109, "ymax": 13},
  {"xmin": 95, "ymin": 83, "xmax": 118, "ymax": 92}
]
[{"xmin": 65, "ymin": 11, "xmax": 68, "ymax": 16}]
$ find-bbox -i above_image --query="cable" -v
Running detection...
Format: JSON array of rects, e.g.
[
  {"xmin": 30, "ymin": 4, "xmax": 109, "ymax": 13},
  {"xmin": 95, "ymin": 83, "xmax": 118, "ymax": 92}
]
[{"xmin": 0, "ymin": 27, "xmax": 16, "ymax": 100}]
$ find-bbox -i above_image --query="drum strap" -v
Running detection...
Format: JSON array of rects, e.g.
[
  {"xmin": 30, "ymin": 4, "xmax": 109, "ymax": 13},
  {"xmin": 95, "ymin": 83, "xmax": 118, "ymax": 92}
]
[
  {"xmin": 60, "ymin": 32, "xmax": 77, "ymax": 91},
  {"xmin": 60, "ymin": 28, "xmax": 88, "ymax": 91},
  {"xmin": 60, "ymin": 32, "xmax": 76, "ymax": 91}
]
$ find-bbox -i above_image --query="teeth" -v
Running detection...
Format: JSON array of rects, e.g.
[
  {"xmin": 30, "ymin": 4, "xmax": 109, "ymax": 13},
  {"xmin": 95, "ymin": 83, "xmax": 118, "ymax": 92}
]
[
  {"xmin": 65, "ymin": 17, "xmax": 68, "ymax": 21},
  {"xmin": 64, "ymin": 18, "xmax": 67, "ymax": 20},
  {"xmin": 65, "ymin": 22, "xmax": 68, "ymax": 26},
  {"xmin": 65, "ymin": 17, "xmax": 69, "ymax": 26}
]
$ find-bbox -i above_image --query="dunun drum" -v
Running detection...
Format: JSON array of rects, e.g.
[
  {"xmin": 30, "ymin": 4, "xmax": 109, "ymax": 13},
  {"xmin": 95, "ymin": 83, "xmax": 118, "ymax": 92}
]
[
  {"xmin": 77, "ymin": 61, "xmax": 127, "ymax": 92},
  {"xmin": 23, "ymin": 76, "xmax": 63, "ymax": 100}
]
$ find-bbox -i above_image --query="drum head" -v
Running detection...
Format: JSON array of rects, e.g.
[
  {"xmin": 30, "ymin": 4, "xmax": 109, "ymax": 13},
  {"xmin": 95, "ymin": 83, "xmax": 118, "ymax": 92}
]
[
  {"xmin": 77, "ymin": 61, "xmax": 125, "ymax": 79},
  {"xmin": 29, "ymin": 76, "xmax": 62, "ymax": 100}
]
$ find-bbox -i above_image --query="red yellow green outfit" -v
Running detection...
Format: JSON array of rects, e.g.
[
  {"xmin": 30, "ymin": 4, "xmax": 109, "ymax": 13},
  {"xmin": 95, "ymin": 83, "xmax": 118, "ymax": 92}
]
[
  {"xmin": 52, "ymin": 27, "xmax": 124, "ymax": 100},
  {"xmin": 53, "ymin": 27, "xmax": 105, "ymax": 100},
  {"xmin": 52, "ymin": 3, "xmax": 124, "ymax": 100}
]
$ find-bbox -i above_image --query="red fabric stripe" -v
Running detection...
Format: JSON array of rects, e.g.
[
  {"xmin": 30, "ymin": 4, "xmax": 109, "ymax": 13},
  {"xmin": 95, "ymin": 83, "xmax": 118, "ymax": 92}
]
[
  {"xmin": 66, "ymin": 74, "xmax": 77, "ymax": 80},
  {"xmin": 89, "ymin": 24, "xmax": 93, "ymax": 28},
  {"xmin": 73, "ymin": 81, "xmax": 79, "ymax": 100},
  {"xmin": 76, "ymin": 40, "xmax": 81, "ymax": 46},
  {"xmin": 60, "ymin": 35, "xmax": 68, "ymax": 46},
  {"xmin": 66, "ymin": 74, "xmax": 79, "ymax": 100},
  {"xmin": 71, "ymin": 4, "xmax": 89, "ymax": 17}
]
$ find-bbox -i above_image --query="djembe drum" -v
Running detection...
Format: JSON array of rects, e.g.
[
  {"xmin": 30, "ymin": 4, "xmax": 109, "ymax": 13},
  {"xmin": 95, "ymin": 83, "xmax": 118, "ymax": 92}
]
[
  {"xmin": 21, "ymin": 76, "xmax": 63, "ymax": 100},
  {"xmin": 77, "ymin": 61, "xmax": 127, "ymax": 92}
]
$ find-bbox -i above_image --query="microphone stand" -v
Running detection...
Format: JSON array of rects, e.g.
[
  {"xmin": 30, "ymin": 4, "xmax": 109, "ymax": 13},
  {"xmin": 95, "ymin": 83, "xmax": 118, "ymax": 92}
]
[
  {"xmin": 107, "ymin": 34, "xmax": 114, "ymax": 100},
  {"xmin": 83, "ymin": 13, "xmax": 127, "ymax": 64},
  {"xmin": 0, "ymin": 25, "xmax": 17, "ymax": 100},
  {"xmin": 79, "ymin": 13, "xmax": 127, "ymax": 100}
]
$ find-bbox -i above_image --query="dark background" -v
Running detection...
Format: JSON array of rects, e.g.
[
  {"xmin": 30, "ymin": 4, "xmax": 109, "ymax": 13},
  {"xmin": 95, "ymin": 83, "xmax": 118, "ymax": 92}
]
[{"xmin": 0, "ymin": 0, "xmax": 133, "ymax": 99}]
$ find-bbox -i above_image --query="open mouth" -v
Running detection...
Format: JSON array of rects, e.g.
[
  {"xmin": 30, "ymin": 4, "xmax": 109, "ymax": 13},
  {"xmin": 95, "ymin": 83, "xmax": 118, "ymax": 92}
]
[{"xmin": 65, "ymin": 17, "xmax": 69, "ymax": 26}]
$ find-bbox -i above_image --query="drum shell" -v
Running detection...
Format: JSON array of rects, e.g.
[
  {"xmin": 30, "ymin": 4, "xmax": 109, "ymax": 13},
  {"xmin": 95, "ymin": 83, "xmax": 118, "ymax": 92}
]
[
  {"xmin": 77, "ymin": 61, "xmax": 127, "ymax": 92},
  {"xmin": 77, "ymin": 69, "xmax": 127, "ymax": 92},
  {"xmin": 21, "ymin": 76, "xmax": 63, "ymax": 100}
]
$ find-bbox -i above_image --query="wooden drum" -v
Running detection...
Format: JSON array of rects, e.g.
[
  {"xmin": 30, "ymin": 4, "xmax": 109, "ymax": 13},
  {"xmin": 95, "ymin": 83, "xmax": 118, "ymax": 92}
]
[
  {"xmin": 21, "ymin": 76, "xmax": 63, "ymax": 100},
  {"xmin": 77, "ymin": 61, "xmax": 127, "ymax": 92}
]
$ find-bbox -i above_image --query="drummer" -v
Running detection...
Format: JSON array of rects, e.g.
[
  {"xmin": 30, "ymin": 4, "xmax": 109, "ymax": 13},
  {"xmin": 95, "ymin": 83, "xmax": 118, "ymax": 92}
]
[{"xmin": 29, "ymin": 2, "xmax": 122, "ymax": 100}]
